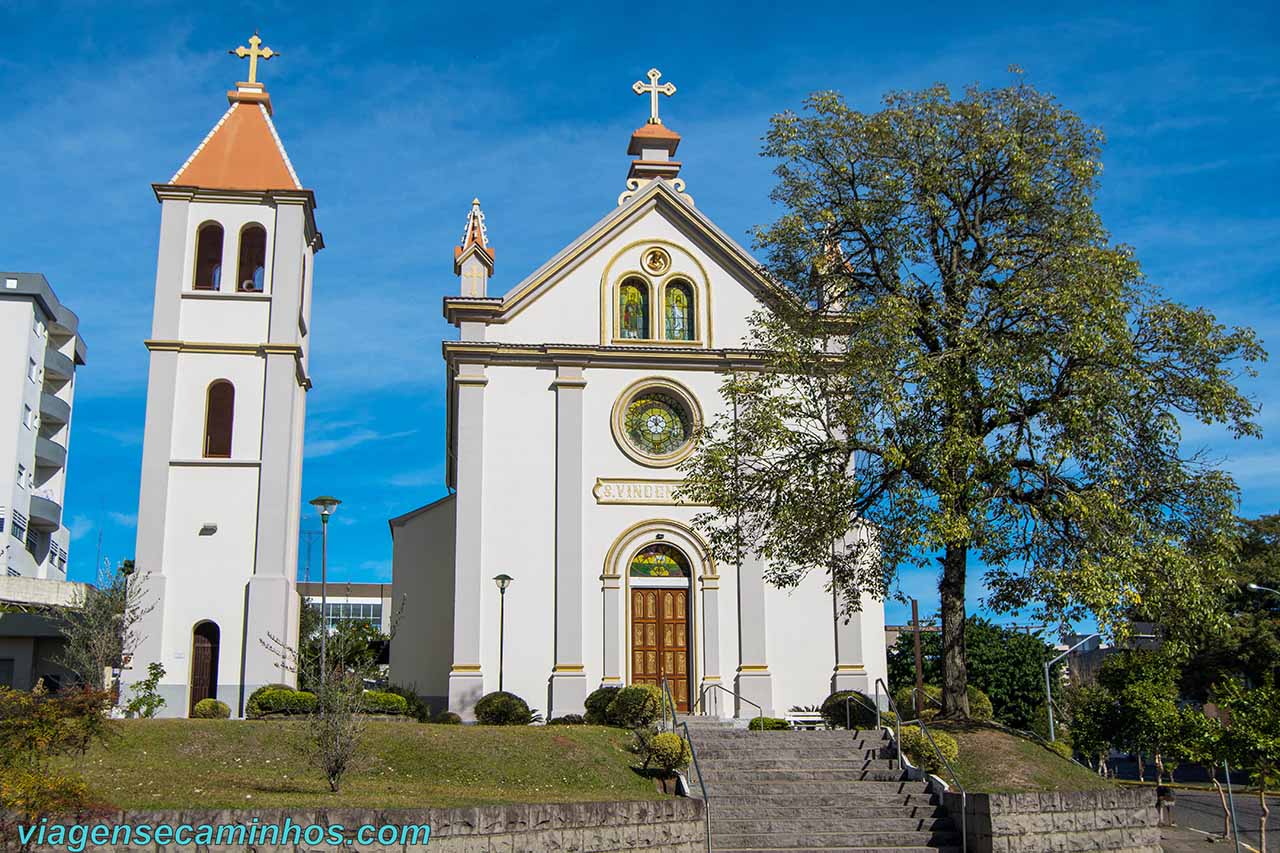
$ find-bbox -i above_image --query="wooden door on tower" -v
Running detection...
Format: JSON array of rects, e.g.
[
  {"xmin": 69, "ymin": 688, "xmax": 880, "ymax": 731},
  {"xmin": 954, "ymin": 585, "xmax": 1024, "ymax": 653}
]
[
  {"xmin": 189, "ymin": 621, "xmax": 220, "ymax": 714},
  {"xmin": 631, "ymin": 587, "xmax": 690, "ymax": 711}
]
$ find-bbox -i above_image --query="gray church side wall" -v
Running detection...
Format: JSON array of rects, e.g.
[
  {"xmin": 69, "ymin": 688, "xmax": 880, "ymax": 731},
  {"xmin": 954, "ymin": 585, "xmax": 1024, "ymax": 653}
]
[
  {"xmin": 26, "ymin": 800, "xmax": 706, "ymax": 853},
  {"xmin": 942, "ymin": 788, "xmax": 1161, "ymax": 853},
  {"xmin": 388, "ymin": 495, "xmax": 456, "ymax": 710}
]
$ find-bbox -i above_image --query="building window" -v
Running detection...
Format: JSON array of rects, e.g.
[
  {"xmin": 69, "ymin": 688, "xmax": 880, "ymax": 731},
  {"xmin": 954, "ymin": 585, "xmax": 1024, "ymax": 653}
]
[
  {"xmin": 22, "ymin": 405, "xmax": 33, "ymax": 430},
  {"xmin": 203, "ymin": 381, "xmax": 234, "ymax": 458},
  {"xmin": 618, "ymin": 277, "xmax": 650, "ymax": 339},
  {"xmin": 236, "ymin": 224, "xmax": 267, "ymax": 292},
  {"xmin": 193, "ymin": 222, "xmax": 224, "ymax": 291},
  {"xmin": 16, "ymin": 465, "xmax": 25, "ymax": 488},
  {"xmin": 610, "ymin": 378, "xmax": 703, "ymax": 468},
  {"xmin": 316, "ymin": 601, "xmax": 383, "ymax": 632},
  {"xmin": 11, "ymin": 510, "xmax": 26, "ymax": 542},
  {"xmin": 0, "ymin": 511, "xmax": 6, "ymax": 534},
  {"xmin": 629, "ymin": 543, "xmax": 692, "ymax": 578},
  {"xmin": 664, "ymin": 280, "xmax": 694, "ymax": 340},
  {"xmin": 27, "ymin": 358, "xmax": 36, "ymax": 383}
]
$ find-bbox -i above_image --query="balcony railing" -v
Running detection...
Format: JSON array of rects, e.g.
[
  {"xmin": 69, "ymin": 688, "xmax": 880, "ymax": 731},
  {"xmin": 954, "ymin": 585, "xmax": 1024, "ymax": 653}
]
[
  {"xmin": 39, "ymin": 392, "xmax": 70, "ymax": 425},
  {"xmin": 28, "ymin": 493, "xmax": 62, "ymax": 531},
  {"xmin": 44, "ymin": 347, "xmax": 74, "ymax": 381},
  {"xmin": 34, "ymin": 436, "xmax": 67, "ymax": 469}
]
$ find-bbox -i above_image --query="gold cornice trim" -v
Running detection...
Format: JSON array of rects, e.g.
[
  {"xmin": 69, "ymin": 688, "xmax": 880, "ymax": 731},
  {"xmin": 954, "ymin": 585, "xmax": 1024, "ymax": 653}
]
[
  {"xmin": 442, "ymin": 340, "xmax": 770, "ymax": 372},
  {"xmin": 737, "ymin": 665, "xmax": 770, "ymax": 673},
  {"xmin": 552, "ymin": 664, "xmax": 586, "ymax": 673},
  {"xmin": 450, "ymin": 664, "xmax": 482, "ymax": 673},
  {"xmin": 834, "ymin": 664, "xmax": 866, "ymax": 672}
]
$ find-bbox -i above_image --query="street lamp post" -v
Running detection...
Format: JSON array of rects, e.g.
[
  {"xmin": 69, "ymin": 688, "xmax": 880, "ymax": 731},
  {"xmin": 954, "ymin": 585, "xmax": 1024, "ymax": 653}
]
[
  {"xmin": 493, "ymin": 574, "xmax": 513, "ymax": 692},
  {"xmin": 308, "ymin": 496, "xmax": 341, "ymax": 679},
  {"xmin": 1246, "ymin": 582, "xmax": 1280, "ymax": 596},
  {"xmin": 1044, "ymin": 632, "xmax": 1100, "ymax": 741}
]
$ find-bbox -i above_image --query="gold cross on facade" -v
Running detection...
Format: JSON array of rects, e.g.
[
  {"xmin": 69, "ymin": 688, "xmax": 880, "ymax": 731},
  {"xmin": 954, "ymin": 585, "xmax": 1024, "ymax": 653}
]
[
  {"xmin": 632, "ymin": 68, "xmax": 676, "ymax": 125},
  {"xmin": 229, "ymin": 32, "xmax": 277, "ymax": 84}
]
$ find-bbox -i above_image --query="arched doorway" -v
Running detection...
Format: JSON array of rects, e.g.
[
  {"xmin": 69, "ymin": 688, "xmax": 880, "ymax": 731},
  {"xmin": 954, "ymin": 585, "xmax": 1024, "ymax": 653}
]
[
  {"xmin": 189, "ymin": 621, "xmax": 220, "ymax": 713},
  {"xmin": 629, "ymin": 543, "xmax": 693, "ymax": 711}
]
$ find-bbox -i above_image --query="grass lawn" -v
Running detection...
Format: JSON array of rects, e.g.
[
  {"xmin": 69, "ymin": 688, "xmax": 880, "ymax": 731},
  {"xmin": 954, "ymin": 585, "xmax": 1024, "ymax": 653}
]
[
  {"xmin": 929, "ymin": 721, "xmax": 1115, "ymax": 794},
  {"xmin": 67, "ymin": 720, "xmax": 666, "ymax": 810}
]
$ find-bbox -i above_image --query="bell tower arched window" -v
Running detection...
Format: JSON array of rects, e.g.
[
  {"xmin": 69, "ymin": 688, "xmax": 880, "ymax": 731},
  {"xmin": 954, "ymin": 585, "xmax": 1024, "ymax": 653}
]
[
  {"xmin": 664, "ymin": 280, "xmax": 694, "ymax": 340},
  {"xmin": 618, "ymin": 277, "xmax": 650, "ymax": 340},
  {"xmin": 193, "ymin": 222, "xmax": 224, "ymax": 291},
  {"xmin": 203, "ymin": 380, "xmax": 234, "ymax": 458},
  {"xmin": 236, "ymin": 225, "xmax": 267, "ymax": 292}
]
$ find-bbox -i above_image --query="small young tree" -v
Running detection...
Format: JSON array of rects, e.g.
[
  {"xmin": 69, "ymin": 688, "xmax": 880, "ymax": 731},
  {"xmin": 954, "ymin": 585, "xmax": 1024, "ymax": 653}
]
[
  {"xmin": 1220, "ymin": 680, "xmax": 1280, "ymax": 853},
  {"xmin": 1062, "ymin": 683, "xmax": 1117, "ymax": 776},
  {"xmin": 57, "ymin": 561, "xmax": 153, "ymax": 690},
  {"xmin": 1171, "ymin": 709, "xmax": 1232, "ymax": 839},
  {"xmin": 123, "ymin": 662, "xmax": 166, "ymax": 719}
]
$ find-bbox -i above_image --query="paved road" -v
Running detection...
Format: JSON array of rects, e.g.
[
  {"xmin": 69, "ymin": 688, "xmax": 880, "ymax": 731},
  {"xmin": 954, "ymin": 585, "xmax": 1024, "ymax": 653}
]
[{"xmin": 1171, "ymin": 788, "xmax": 1279, "ymax": 851}]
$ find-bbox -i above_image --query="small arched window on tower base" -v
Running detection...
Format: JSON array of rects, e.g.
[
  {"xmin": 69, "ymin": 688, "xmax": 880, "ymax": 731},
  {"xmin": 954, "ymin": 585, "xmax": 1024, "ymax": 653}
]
[
  {"xmin": 203, "ymin": 380, "xmax": 234, "ymax": 458},
  {"xmin": 236, "ymin": 225, "xmax": 267, "ymax": 293},
  {"xmin": 193, "ymin": 222, "xmax": 224, "ymax": 291}
]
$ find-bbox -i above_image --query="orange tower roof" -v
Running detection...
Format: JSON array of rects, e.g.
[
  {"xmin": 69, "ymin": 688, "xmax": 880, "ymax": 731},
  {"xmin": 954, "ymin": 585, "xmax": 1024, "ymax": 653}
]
[
  {"xmin": 454, "ymin": 198, "xmax": 495, "ymax": 272},
  {"xmin": 169, "ymin": 86, "xmax": 301, "ymax": 191}
]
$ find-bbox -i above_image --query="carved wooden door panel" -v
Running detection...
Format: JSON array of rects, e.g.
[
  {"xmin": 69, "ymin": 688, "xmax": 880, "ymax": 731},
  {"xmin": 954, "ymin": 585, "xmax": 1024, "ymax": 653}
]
[{"xmin": 630, "ymin": 587, "xmax": 690, "ymax": 711}]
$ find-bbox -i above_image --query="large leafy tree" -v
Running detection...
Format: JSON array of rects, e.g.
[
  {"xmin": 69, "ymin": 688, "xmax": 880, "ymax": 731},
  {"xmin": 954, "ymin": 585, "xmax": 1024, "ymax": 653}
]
[{"xmin": 680, "ymin": 78, "xmax": 1263, "ymax": 717}]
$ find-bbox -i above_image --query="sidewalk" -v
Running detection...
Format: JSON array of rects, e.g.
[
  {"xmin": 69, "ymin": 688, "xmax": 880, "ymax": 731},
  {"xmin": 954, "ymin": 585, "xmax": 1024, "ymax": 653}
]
[{"xmin": 1160, "ymin": 824, "xmax": 1260, "ymax": 853}]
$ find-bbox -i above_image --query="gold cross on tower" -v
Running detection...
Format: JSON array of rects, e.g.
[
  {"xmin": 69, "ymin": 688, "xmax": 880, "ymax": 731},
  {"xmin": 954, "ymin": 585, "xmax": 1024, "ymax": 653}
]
[
  {"xmin": 632, "ymin": 68, "xmax": 676, "ymax": 125},
  {"xmin": 229, "ymin": 32, "xmax": 277, "ymax": 84}
]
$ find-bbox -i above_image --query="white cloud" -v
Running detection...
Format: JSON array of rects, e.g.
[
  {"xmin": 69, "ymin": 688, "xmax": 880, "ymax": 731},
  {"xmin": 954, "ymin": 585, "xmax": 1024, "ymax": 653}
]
[
  {"xmin": 68, "ymin": 515, "xmax": 95, "ymax": 542},
  {"xmin": 304, "ymin": 428, "xmax": 416, "ymax": 459},
  {"xmin": 108, "ymin": 511, "xmax": 137, "ymax": 527}
]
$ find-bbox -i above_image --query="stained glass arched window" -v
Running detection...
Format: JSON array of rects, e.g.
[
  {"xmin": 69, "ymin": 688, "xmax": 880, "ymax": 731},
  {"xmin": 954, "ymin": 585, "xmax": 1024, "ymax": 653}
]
[
  {"xmin": 618, "ymin": 278, "xmax": 650, "ymax": 339},
  {"xmin": 664, "ymin": 281, "xmax": 694, "ymax": 340},
  {"xmin": 630, "ymin": 543, "xmax": 692, "ymax": 578}
]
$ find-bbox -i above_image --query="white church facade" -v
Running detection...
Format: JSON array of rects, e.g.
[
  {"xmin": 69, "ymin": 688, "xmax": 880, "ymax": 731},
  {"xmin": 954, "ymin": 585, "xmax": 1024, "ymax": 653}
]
[{"xmin": 390, "ymin": 71, "xmax": 888, "ymax": 720}]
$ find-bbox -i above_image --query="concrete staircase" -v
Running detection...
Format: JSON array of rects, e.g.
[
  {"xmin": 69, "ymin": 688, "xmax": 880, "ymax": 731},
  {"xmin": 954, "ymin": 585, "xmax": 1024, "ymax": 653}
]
[{"xmin": 682, "ymin": 721, "xmax": 961, "ymax": 853}]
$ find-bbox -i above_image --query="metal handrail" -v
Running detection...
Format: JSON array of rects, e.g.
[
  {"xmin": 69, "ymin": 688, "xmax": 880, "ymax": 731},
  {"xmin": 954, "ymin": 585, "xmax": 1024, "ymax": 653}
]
[
  {"xmin": 659, "ymin": 677, "xmax": 678, "ymax": 732},
  {"xmin": 674, "ymin": 718, "xmax": 712, "ymax": 852},
  {"xmin": 696, "ymin": 681, "xmax": 764, "ymax": 731},
  {"xmin": 912, "ymin": 719, "xmax": 967, "ymax": 853},
  {"xmin": 874, "ymin": 678, "xmax": 904, "ymax": 770}
]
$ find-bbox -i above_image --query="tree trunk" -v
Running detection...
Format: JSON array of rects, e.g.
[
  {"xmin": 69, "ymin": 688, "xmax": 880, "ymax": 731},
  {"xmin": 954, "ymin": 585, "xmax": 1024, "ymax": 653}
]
[
  {"xmin": 1211, "ymin": 768, "xmax": 1231, "ymax": 839},
  {"xmin": 1136, "ymin": 752, "xmax": 1145, "ymax": 783},
  {"xmin": 1260, "ymin": 785, "xmax": 1269, "ymax": 853},
  {"xmin": 939, "ymin": 544, "xmax": 970, "ymax": 719}
]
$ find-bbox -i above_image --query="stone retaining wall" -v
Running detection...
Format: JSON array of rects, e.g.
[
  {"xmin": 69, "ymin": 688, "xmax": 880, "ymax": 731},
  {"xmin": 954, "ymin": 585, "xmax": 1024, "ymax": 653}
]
[
  {"xmin": 21, "ymin": 799, "xmax": 706, "ymax": 852},
  {"xmin": 941, "ymin": 788, "xmax": 1161, "ymax": 853}
]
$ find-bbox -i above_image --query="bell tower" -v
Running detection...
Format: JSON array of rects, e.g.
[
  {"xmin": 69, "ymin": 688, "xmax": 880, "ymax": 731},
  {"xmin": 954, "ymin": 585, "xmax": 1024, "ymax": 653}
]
[{"xmin": 126, "ymin": 34, "xmax": 322, "ymax": 717}]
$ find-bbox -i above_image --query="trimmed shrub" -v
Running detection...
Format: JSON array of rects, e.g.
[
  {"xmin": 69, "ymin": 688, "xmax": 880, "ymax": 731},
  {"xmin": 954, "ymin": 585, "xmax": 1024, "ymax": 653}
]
[
  {"xmin": 646, "ymin": 732, "xmax": 692, "ymax": 772},
  {"xmin": 606, "ymin": 684, "xmax": 662, "ymax": 729},
  {"xmin": 360, "ymin": 691, "xmax": 409, "ymax": 716},
  {"xmin": 191, "ymin": 698, "xmax": 230, "ymax": 719},
  {"xmin": 898, "ymin": 725, "xmax": 960, "ymax": 776},
  {"xmin": 747, "ymin": 716, "xmax": 792, "ymax": 731},
  {"xmin": 820, "ymin": 690, "xmax": 878, "ymax": 729},
  {"xmin": 548, "ymin": 714, "xmax": 585, "ymax": 725},
  {"xmin": 251, "ymin": 688, "xmax": 317, "ymax": 717},
  {"xmin": 384, "ymin": 685, "xmax": 432, "ymax": 722},
  {"xmin": 246, "ymin": 683, "xmax": 294, "ymax": 719},
  {"xmin": 1043, "ymin": 735, "xmax": 1073, "ymax": 760},
  {"xmin": 474, "ymin": 691, "xmax": 533, "ymax": 726},
  {"xmin": 432, "ymin": 711, "xmax": 462, "ymax": 725},
  {"xmin": 584, "ymin": 686, "xmax": 621, "ymax": 724}
]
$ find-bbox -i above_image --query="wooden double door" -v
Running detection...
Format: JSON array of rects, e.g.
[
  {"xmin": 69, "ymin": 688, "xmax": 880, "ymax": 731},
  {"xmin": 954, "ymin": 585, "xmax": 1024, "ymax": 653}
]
[{"xmin": 631, "ymin": 586, "xmax": 692, "ymax": 711}]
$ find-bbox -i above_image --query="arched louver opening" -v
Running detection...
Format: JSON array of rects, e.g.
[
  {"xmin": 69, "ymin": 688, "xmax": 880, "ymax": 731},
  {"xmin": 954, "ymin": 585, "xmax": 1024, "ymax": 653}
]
[
  {"xmin": 203, "ymin": 380, "xmax": 234, "ymax": 458},
  {"xmin": 237, "ymin": 225, "xmax": 267, "ymax": 292},
  {"xmin": 193, "ymin": 222, "xmax": 224, "ymax": 291}
]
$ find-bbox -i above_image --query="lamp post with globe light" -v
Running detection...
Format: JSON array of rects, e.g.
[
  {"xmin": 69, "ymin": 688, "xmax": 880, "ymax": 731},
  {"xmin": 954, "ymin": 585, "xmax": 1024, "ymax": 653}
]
[
  {"xmin": 493, "ymin": 574, "xmax": 514, "ymax": 691},
  {"xmin": 308, "ymin": 496, "xmax": 341, "ymax": 677}
]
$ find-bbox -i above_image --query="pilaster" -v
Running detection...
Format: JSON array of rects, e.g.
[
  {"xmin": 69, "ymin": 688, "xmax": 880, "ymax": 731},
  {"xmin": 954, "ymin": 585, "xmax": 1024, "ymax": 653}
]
[
  {"xmin": 699, "ymin": 571, "xmax": 724, "ymax": 717},
  {"xmin": 734, "ymin": 551, "xmax": 774, "ymax": 717},
  {"xmin": 601, "ymin": 574, "xmax": 623, "ymax": 688},
  {"xmin": 448, "ymin": 363, "xmax": 487, "ymax": 718},
  {"xmin": 550, "ymin": 365, "xmax": 587, "ymax": 716},
  {"xmin": 832, "ymin": 590, "xmax": 870, "ymax": 696}
]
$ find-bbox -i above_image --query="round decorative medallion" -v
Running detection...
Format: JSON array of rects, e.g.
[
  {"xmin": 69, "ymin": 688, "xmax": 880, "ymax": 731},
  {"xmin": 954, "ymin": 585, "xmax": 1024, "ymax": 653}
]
[
  {"xmin": 612, "ymin": 378, "xmax": 702, "ymax": 467},
  {"xmin": 643, "ymin": 247, "xmax": 671, "ymax": 275}
]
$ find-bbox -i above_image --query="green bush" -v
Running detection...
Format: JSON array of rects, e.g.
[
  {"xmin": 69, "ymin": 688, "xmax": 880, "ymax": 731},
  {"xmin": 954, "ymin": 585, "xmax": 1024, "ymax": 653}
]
[
  {"xmin": 820, "ymin": 691, "xmax": 878, "ymax": 729},
  {"xmin": 191, "ymin": 698, "xmax": 230, "ymax": 719},
  {"xmin": 246, "ymin": 683, "xmax": 294, "ymax": 719},
  {"xmin": 548, "ymin": 714, "xmax": 585, "ymax": 725},
  {"xmin": 251, "ymin": 687, "xmax": 317, "ymax": 717},
  {"xmin": 645, "ymin": 732, "xmax": 692, "ymax": 772},
  {"xmin": 893, "ymin": 684, "xmax": 994, "ymax": 721},
  {"xmin": 606, "ymin": 684, "xmax": 663, "ymax": 729},
  {"xmin": 748, "ymin": 716, "xmax": 792, "ymax": 730},
  {"xmin": 898, "ymin": 725, "xmax": 960, "ymax": 776},
  {"xmin": 474, "ymin": 691, "xmax": 533, "ymax": 726},
  {"xmin": 360, "ymin": 691, "xmax": 409, "ymax": 716},
  {"xmin": 384, "ymin": 685, "xmax": 432, "ymax": 722},
  {"xmin": 584, "ymin": 686, "xmax": 621, "ymax": 724},
  {"xmin": 431, "ymin": 711, "xmax": 462, "ymax": 725}
]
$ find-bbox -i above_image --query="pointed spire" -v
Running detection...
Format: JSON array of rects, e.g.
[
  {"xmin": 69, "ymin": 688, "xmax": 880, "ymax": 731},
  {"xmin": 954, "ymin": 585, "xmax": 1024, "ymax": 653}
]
[{"xmin": 454, "ymin": 198, "xmax": 495, "ymax": 296}]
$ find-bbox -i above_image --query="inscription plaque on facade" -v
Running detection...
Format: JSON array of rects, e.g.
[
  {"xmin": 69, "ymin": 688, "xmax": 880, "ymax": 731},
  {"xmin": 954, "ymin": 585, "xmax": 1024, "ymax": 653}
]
[{"xmin": 592, "ymin": 478, "xmax": 706, "ymax": 506}]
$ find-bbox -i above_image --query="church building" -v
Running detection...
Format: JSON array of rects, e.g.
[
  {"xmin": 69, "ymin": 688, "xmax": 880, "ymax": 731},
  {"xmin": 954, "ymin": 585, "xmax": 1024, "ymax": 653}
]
[
  {"xmin": 126, "ymin": 36, "xmax": 319, "ymax": 716},
  {"xmin": 390, "ymin": 70, "xmax": 888, "ymax": 720}
]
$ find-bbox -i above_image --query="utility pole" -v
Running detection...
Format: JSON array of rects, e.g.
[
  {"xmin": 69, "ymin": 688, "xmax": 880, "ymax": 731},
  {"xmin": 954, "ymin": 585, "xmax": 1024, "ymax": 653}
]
[{"xmin": 911, "ymin": 598, "xmax": 925, "ymax": 717}]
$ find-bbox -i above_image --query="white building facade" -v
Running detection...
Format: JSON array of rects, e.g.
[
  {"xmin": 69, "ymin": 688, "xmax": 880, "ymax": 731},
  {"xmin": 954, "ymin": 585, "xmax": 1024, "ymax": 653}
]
[
  {"xmin": 0, "ymin": 273, "xmax": 85, "ymax": 581},
  {"xmin": 125, "ymin": 54, "xmax": 321, "ymax": 717},
  {"xmin": 391, "ymin": 76, "xmax": 888, "ymax": 720}
]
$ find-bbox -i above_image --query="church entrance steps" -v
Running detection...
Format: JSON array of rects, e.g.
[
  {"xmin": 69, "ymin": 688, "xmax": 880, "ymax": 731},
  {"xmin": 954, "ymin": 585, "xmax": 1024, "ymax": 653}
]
[{"xmin": 687, "ymin": 728, "xmax": 959, "ymax": 852}]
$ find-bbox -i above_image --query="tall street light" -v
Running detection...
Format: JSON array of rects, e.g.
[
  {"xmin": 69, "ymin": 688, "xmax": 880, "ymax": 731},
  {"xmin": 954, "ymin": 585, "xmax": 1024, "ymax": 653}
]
[
  {"xmin": 1045, "ymin": 632, "xmax": 1100, "ymax": 741},
  {"xmin": 493, "ymin": 574, "xmax": 513, "ymax": 692},
  {"xmin": 309, "ymin": 496, "xmax": 341, "ymax": 679},
  {"xmin": 1246, "ymin": 582, "xmax": 1280, "ymax": 596}
]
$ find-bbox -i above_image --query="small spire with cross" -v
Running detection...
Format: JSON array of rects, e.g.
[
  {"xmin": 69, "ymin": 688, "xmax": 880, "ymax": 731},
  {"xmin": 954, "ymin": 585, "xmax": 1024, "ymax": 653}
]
[
  {"xmin": 229, "ymin": 32, "xmax": 277, "ymax": 85},
  {"xmin": 632, "ymin": 68, "xmax": 676, "ymax": 125}
]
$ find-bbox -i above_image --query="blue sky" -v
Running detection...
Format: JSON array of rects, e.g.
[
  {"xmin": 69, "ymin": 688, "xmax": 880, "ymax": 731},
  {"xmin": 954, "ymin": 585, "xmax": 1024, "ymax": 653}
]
[{"xmin": 2, "ymin": 1, "xmax": 1275, "ymax": 630}]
